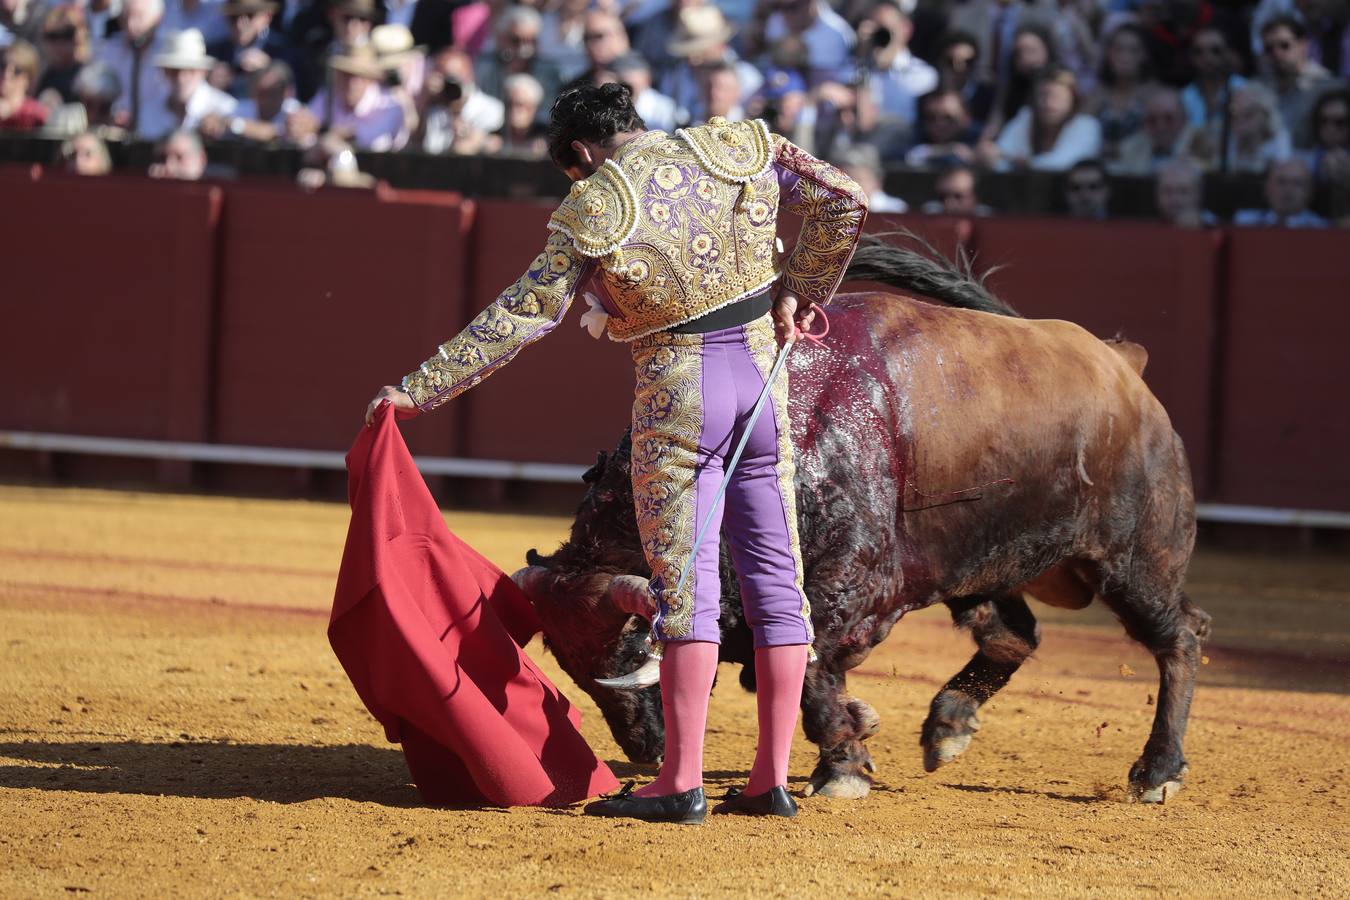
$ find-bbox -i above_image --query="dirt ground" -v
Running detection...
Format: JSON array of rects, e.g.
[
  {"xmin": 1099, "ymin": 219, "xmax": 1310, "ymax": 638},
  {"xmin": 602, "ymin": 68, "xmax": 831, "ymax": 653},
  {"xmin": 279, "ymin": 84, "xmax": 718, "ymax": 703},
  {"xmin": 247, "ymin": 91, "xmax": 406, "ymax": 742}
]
[{"xmin": 1, "ymin": 483, "xmax": 1347, "ymax": 898}]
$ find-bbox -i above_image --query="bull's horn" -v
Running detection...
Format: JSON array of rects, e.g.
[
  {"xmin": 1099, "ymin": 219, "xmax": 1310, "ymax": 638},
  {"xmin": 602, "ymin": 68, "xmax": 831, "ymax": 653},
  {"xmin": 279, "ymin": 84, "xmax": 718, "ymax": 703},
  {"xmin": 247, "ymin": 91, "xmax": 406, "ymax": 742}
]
[
  {"xmin": 511, "ymin": 565, "xmax": 550, "ymax": 596},
  {"xmin": 595, "ymin": 656, "xmax": 662, "ymax": 690},
  {"xmin": 605, "ymin": 574, "xmax": 657, "ymax": 619}
]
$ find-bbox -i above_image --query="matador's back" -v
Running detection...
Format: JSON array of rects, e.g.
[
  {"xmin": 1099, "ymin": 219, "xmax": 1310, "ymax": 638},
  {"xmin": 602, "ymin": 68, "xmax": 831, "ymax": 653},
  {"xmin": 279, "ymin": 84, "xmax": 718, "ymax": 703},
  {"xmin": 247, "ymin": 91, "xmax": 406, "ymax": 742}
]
[{"xmin": 551, "ymin": 118, "xmax": 868, "ymax": 342}]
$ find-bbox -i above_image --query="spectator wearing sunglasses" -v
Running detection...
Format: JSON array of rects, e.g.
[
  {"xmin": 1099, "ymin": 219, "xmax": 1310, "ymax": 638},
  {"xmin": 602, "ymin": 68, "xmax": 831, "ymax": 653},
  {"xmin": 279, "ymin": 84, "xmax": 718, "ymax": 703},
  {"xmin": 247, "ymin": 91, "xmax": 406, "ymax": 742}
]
[
  {"xmin": 572, "ymin": 9, "xmax": 628, "ymax": 89},
  {"xmin": 1302, "ymin": 87, "xmax": 1350, "ymax": 184},
  {"xmin": 36, "ymin": 4, "xmax": 90, "ymax": 104},
  {"xmin": 1062, "ymin": 158, "xmax": 1110, "ymax": 219},
  {"xmin": 1257, "ymin": 15, "xmax": 1335, "ymax": 147},
  {"xmin": 0, "ymin": 39, "xmax": 47, "ymax": 130},
  {"xmin": 920, "ymin": 162, "xmax": 994, "ymax": 216},
  {"xmin": 1180, "ymin": 26, "xmax": 1245, "ymax": 129},
  {"xmin": 904, "ymin": 87, "xmax": 978, "ymax": 167},
  {"xmin": 475, "ymin": 5, "xmax": 561, "ymax": 118},
  {"xmin": 206, "ymin": 0, "xmax": 301, "ymax": 99}
]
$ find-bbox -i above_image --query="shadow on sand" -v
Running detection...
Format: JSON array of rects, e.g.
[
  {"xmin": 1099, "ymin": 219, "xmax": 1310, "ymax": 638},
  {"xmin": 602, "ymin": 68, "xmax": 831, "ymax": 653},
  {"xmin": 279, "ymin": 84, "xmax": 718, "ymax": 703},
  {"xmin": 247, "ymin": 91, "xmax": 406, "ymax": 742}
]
[{"xmin": 0, "ymin": 740, "xmax": 425, "ymax": 807}]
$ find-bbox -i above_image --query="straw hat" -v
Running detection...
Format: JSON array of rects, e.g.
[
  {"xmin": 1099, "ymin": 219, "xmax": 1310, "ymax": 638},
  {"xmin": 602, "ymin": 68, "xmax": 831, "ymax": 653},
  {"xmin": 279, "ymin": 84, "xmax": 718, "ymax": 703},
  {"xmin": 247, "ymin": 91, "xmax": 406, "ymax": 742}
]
[
  {"xmin": 667, "ymin": 7, "xmax": 736, "ymax": 58},
  {"xmin": 152, "ymin": 29, "xmax": 216, "ymax": 70},
  {"xmin": 329, "ymin": 44, "xmax": 385, "ymax": 79},
  {"xmin": 370, "ymin": 24, "xmax": 424, "ymax": 68}
]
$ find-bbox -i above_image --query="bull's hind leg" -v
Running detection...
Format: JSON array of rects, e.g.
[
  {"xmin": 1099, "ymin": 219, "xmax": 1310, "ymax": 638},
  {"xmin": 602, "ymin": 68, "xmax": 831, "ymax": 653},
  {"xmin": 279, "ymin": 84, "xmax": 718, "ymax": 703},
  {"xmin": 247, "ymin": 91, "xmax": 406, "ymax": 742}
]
[
  {"xmin": 1100, "ymin": 585, "xmax": 1211, "ymax": 803},
  {"xmin": 921, "ymin": 593, "xmax": 1040, "ymax": 772},
  {"xmin": 799, "ymin": 667, "xmax": 881, "ymax": 799}
]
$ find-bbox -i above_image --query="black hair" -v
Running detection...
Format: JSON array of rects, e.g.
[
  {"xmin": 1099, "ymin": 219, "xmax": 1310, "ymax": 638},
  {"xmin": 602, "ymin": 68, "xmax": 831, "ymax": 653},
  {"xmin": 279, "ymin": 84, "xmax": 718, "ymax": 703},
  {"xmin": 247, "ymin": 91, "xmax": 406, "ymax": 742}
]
[
  {"xmin": 936, "ymin": 29, "xmax": 980, "ymax": 59},
  {"xmin": 1311, "ymin": 87, "xmax": 1350, "ymax": 147},
  {"xmin": 1260, "ymin": 14, "xmax": 1307, "ymax": 40},
  {"xmin": 547, "ymin": 81, "xmax": 646, "ymax": 169},
  {"xmin": 1098, "ymin": 24, "xmax": 1154, "ymax": 87},
  {"xmin": 1068, "ymin": 158, "xmax": 1108, "ymax": 179}
]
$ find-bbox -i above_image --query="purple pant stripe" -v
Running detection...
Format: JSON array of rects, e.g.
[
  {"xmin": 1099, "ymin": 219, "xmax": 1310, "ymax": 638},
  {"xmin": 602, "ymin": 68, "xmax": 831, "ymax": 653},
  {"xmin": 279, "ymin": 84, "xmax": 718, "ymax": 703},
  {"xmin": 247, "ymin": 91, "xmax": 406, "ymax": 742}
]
[{"xmin": 653, "ymin": 319, "xmax": 810, "ymax": 648}]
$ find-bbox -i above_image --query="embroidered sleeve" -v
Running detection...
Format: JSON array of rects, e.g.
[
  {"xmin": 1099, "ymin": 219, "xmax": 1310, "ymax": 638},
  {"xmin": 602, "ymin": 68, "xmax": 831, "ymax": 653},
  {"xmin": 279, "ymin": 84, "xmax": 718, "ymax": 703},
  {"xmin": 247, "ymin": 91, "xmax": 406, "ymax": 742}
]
[
  {"xmin": 772, "ymin": 134, "xmax": 868, "ymax": 305},
  {"xmin": 400, "ymin": 229, "xmax": 591, "ymax": 412}
]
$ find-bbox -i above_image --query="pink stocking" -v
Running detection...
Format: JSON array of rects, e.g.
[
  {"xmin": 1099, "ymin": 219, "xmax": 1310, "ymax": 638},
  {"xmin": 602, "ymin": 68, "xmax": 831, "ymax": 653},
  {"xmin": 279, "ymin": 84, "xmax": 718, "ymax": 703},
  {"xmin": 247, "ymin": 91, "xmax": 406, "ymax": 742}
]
[
  {"xmin": 634, "ymin": 640, "xmax": 719, "ymax": 797},
  {"xmin": 744, "ymin": 643, "xmax": 808, "ymax": 796}
]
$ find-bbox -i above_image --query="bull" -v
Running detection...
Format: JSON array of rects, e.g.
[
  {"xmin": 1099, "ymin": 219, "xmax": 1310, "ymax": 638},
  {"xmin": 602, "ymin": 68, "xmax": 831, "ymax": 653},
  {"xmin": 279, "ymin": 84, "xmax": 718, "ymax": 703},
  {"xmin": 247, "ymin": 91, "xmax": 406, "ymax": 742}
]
[{"xmin": 512, "ymin": 236, "xmax": 1211, "ymax": 804}]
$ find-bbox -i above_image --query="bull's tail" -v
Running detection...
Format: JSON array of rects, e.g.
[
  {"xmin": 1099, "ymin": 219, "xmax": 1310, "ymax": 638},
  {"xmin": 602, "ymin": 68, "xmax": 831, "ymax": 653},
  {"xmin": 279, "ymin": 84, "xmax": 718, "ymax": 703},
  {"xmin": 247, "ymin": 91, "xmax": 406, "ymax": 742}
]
[{"xmin": 844, "ymin": 230, "xmax": 1020, "ymax": 318}]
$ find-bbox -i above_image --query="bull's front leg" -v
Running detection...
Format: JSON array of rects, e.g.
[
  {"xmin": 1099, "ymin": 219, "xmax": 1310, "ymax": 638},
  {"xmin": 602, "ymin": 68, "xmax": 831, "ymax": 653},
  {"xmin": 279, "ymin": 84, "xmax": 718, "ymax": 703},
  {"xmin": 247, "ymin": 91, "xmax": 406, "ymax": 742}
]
[{"xmin": 799, "ymin": 667, "xmax": 881, "ymax": 799}]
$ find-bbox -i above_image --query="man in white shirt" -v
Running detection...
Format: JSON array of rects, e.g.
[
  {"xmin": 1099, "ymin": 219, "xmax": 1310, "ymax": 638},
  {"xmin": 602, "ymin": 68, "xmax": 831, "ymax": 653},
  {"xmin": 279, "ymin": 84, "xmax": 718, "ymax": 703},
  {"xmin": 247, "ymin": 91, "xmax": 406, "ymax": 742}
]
[
  {"xmin": 419, "ymin": 45, "xmax": 501, "ymax": 154},
  {"xmin": 138, "ymin": 27, "xmax": 236, "ymax": 139}
]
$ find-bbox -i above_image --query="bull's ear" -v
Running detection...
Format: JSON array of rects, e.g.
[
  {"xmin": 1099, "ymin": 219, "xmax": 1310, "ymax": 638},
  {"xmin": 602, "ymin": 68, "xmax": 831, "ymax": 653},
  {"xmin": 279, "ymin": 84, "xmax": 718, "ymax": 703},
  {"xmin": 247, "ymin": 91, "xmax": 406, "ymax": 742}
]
[{"xmin": 582, "ymin": 450, "xmax": 609, "ymax": 484}]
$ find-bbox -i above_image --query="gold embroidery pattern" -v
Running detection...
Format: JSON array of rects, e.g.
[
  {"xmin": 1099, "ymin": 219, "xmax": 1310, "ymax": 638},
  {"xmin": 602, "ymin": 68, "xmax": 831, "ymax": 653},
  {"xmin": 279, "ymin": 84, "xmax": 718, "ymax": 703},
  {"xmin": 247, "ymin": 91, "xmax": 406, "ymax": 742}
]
[
  {"xmin": 567, "ymin": 131, "xmax": 783, "ymax": 342},
  {"xmin": 628, "ymin": 332, "xmax": 705, "ymax": 640},
  {"xmin": 743, "ymin": 317, "xmax": 817, "ymax": 655},
  {"xmin": 675, "ymin": 117, "xmax": 773, "ymax": 183},
  {"xmin": 401, "ymin": 229, "xmax": 586, "ymax": 410},
  {"xmin": 774, "ymin": 134, "xmax": 868, "ymax": 306},
  {"xmin": 547, "ymin": 160, "xmax": 640, "ymax": 258}
]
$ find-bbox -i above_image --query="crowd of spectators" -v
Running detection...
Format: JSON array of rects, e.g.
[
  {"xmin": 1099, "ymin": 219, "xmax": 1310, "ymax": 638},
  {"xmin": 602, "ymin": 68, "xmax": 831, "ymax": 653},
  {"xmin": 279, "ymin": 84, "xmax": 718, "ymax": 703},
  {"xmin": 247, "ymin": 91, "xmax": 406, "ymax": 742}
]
[{"xmin": 1, "ymin": 0, "xmax": 1347, "ymax": 225}]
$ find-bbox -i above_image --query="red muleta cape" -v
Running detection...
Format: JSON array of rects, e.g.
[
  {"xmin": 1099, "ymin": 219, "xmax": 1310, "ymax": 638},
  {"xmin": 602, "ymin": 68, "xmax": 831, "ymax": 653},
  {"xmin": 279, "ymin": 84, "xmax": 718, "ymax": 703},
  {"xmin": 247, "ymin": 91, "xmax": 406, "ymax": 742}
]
[{"xmin": 329, "ymin": 401, "xmax": 619, "ymax": 806}]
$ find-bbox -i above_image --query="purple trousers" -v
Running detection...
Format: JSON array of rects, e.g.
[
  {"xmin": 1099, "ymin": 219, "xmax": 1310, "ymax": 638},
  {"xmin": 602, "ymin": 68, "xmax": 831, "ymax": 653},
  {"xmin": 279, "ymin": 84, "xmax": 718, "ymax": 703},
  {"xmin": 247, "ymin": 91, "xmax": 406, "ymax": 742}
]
[{"xmin": 629, "ymin": 315, "xmax": 814, "ymax": 649}]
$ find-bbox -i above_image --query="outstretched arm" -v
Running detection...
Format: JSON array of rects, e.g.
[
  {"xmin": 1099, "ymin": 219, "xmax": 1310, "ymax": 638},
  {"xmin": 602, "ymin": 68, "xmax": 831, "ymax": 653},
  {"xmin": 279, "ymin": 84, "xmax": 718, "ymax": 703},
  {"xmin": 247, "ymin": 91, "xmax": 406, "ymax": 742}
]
[{"xmin": 366, "ymin": 229, "xmax": 592, "ymax": 423}]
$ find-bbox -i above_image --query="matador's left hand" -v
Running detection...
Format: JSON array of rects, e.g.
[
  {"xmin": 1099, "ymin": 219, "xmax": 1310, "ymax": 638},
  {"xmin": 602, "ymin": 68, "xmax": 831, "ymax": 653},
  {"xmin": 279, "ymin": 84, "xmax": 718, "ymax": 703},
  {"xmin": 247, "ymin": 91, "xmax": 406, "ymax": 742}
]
[{"xmin": 365, "ymin": 386, "xmax": 418, "ymax": 426}]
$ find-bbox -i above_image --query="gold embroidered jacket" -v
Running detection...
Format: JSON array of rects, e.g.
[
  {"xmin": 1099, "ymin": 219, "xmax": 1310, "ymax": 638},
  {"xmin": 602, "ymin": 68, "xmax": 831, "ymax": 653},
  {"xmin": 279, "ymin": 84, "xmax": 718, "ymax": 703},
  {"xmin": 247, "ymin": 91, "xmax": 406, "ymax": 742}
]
[{"xmin": 402, "ymin": 118, "xmax": 868, "ymax": 411}]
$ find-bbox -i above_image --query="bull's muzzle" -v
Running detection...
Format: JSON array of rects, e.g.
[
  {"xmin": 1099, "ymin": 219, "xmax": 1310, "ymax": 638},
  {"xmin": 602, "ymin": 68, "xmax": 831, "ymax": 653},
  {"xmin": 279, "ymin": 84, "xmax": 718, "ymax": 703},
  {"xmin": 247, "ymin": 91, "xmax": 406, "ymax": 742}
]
[
  {"xmin": 509, "ymin": 567, "xmax": 662, "ymax": 690},
  {"xmin": 594, "ymin": 574, "xmax": 662, "ymax": 690}
]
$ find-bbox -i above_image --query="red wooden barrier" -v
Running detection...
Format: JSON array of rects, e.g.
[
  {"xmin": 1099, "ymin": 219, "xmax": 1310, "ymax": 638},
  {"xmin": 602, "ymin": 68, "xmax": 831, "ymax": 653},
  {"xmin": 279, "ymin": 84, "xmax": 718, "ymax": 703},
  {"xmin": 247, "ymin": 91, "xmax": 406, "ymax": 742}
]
[
  {"xmin": 1216, "ymin": 228, "xmax": 1350, "ymax": 510},
  {"xmin": 454, "ymin": 200, "xmax": 634, "ymax": 466},
  {"xmin": 969, "ymin": 218, "xmax": 1223, "ymax": 498},
  {"xmin": 212, "ymin": 185, "xmax": 473, "ymax": 460},
  {"xmin": 0, "ymin": 175, "xmax": 220, "ymax": 444},
  {"xmin": 3, "ymin": 175, "xmax": 1349, "ymax": 513}
]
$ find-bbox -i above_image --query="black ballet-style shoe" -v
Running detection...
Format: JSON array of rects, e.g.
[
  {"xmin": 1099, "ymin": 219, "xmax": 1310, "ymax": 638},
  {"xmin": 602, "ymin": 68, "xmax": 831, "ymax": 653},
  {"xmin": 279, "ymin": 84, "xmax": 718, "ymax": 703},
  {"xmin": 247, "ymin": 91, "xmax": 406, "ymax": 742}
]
[
  {"xmin": 712, "ymin": 785, "xmax": 798, "ymax": 818},
  {"xmin": 583, "ymin": 781, "xmax": 707, "ymax": 825}
]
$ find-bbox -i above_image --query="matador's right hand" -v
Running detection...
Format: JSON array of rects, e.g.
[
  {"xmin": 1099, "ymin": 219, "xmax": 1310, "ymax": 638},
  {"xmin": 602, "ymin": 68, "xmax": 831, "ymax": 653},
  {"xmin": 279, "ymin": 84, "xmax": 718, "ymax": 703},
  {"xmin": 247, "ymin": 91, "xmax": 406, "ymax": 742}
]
[
  {"xmin": 772, "ymin": 288, "xmax": 816, "ymax": 347},
  {"xmin": 364, "ymin": 386, "xmax": 419, "ymax": 427}
]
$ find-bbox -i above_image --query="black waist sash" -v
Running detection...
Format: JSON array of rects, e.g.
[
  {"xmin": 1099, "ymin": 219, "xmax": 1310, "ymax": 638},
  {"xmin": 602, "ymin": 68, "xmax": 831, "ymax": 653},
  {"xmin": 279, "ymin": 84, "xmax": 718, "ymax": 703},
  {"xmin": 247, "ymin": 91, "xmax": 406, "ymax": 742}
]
[{"xmin": 666, "ymin": 290, "xmax": 773, "ymax": 334}]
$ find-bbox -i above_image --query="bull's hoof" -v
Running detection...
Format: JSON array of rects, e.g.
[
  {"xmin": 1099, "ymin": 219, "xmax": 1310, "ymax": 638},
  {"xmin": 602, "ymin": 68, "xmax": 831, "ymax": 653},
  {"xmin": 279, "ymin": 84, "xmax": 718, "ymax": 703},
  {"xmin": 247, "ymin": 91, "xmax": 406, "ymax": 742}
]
[
  {"xmin": 1127, "ymin": 779, "xmax": 1184, "ymax": 804},
  {"xmin": 923, "ymin": 731, "xmax": 974, "ymax": 773},
  {"xmin": 920, "ymin": 712, "xmax": 981, "ymax": 773},
  {"xmin": 1127, "ymin": 759, "xmax": 1188, "ymax": 804},
  {"xmin": 803, "ymin": 773, "xmax": 872, "ymax": 800}
]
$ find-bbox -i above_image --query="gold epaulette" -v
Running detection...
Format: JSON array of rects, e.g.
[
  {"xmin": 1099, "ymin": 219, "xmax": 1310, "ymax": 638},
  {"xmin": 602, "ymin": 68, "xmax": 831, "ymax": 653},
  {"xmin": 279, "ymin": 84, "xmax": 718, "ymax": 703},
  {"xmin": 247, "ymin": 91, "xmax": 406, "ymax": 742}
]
[
  {"xmin": 675, "ymin": 117, "xmax": 774, "ymax": 184},
  {"xmin": 548, "ymin": 159, "xmax": 639, "ymax": 260}
]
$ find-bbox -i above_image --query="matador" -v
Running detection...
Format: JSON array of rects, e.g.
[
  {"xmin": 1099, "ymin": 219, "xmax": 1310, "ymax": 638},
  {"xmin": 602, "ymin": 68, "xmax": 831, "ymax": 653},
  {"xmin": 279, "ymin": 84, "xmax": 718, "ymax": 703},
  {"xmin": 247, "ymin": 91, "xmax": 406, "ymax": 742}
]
[{"xmin": 365, "ymin": 83, "xmax": 867, "ymax": 824}]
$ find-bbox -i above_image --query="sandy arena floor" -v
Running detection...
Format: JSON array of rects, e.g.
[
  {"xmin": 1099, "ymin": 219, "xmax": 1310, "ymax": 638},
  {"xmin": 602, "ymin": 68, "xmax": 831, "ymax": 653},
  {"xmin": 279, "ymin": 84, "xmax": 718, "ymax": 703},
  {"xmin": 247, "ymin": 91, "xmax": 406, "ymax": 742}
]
[{"xmin": 1, "ymin": 484, "xmax": 1348, "ymax": 898}]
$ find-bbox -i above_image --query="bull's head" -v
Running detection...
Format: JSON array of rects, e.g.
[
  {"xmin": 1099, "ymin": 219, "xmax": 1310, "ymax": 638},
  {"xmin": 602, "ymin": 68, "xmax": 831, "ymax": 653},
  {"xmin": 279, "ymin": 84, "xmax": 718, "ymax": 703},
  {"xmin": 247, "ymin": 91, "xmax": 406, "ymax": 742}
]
[{"xmin": 510, "ymin": 434, "xmax": 667, "ymax": 763}]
